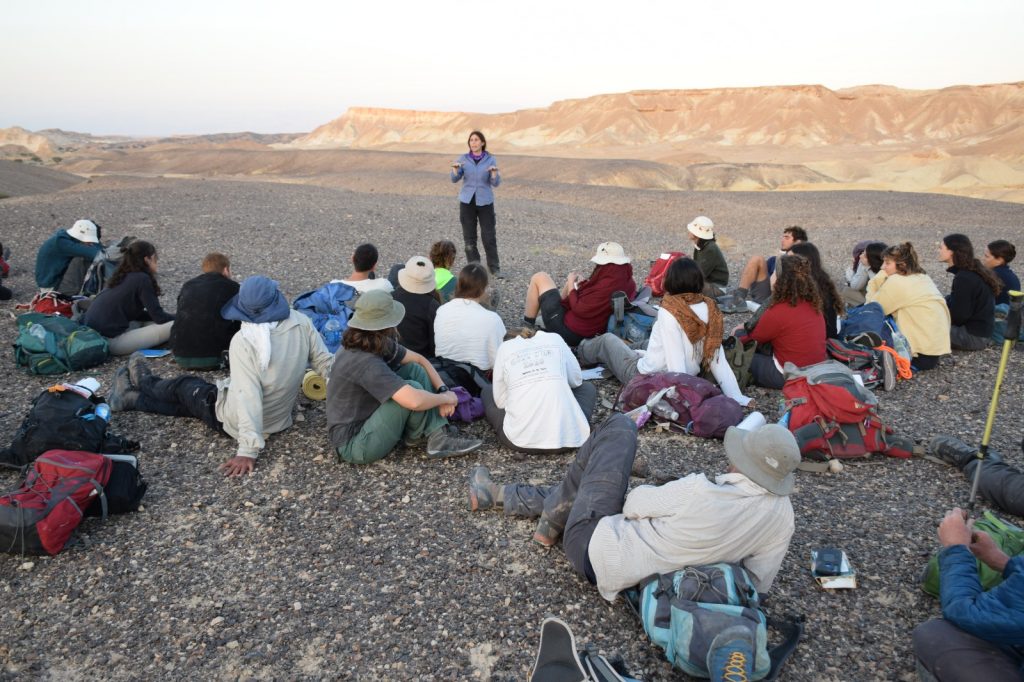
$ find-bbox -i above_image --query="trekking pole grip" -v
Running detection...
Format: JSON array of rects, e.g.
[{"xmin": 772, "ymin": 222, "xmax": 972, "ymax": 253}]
[{"xmin": 1006, "ymin": 290, "xmax": 1023, "ymax": 343}]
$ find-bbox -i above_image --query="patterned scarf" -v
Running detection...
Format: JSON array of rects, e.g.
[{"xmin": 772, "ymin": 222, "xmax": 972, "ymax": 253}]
[{"xmin": 660, "ymin": 293, "xmax": 723, "ymax": 370}]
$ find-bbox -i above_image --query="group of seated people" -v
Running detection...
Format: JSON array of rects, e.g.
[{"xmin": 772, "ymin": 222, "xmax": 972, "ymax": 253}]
[{"xmin": 14, "ymin": 215, "xmax": 1024, "ymax": 680}]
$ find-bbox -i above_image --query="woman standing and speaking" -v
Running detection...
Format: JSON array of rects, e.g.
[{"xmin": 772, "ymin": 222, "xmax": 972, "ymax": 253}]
[{"xmin": 451, "ymin": 131, "xmax": 502, "ymax": 278}]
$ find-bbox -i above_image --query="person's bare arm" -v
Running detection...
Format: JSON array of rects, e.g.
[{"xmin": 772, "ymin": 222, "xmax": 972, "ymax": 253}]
[
  {"xmin": 399, "ymin": 349, "xmax": 445, "ymax": 390},
  {"xmin": 391, "ymin": 385, "xmax": 457, "ymax": 417}
]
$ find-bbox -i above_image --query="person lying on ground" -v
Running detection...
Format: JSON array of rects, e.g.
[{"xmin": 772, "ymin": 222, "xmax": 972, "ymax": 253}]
[
  {"xmin": 393, "ymin": 256, "xmax": 441, "ymax": 358},
  {"xmin": 430, "ymin": 239, "xmax": 458, "ymax": 303},
  {"xmin": 482, "ymin": 327, "xmax": 595, "ymax": 454},
  {"xmin": 169, "ymin": 252, "xmax": 240, "ymax": 369},
  {"xmin": 468, "ymin": 416, "xmax": 799, "ymax": 601},
  {"xmin": 719, "ymin": 225, "xmax": 807, "ymax": 311},
  {"xmin": 330, "ymin": 242, "xmax": 393, "ymax": 294},
  {"xmin": 684, "ymin": 216, "xmax": 729, "ymax": 298},
  {"xmin": 34, "ymin": 219, "xmax": 104, "ymax": 294},
  {"xmin": 737, "ymin": 255, "xmax": 827, "ymax": 389},
  {"xmin": 939, "ymin": 233, "xmax": 1001, "ymax": 351},
  {"xmin": 326, "ymin": 289, "xmax": 483, "ymax": 465},
  {"xmin": 106, "ymin": 275, "xmax": 333, "ymax": 477},
  {"xmin": 82, "ymin": 240, "xmax": 175, "ymax": 356},
  {"xmin": 790, "ymin": 242, "xmax": 844, "ymax": 339},
  {"xmin": 865, "ymin": 242, "xmax": 951, "ymax": 371},
  {"xmin": 433, "ymin": 263, "xmax": 506, "ymax": 373},
  {"xmin": 841, "ymin": 240, "xmax": 887, "ymax": 307},
  {"xmin": 929, "ymin": 435, "xmax": 1024, "ymax": 518},
  {"xmin": 574, "ymin": 257, "xmax": 751, "ymax": 406},
  {"xmin": 523, "ymin": 242, "xmax": 637, "ymax": 347},
  {"xmin": 984, "ymin": 240, "xmax": 1019, "ymax": 308},
  {"xmin": 912, "ymin": 507, "xmax": 1024, "ymax": 681}
]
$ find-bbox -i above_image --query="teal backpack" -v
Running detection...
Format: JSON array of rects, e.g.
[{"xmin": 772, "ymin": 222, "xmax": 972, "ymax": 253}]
[
  {"xmin": 625, "ymin": 563, "xmax": 802, "ymax": 680},
  {"xmin": 13, "ymin": 313, "xmax": 109, "ymax": 375}
]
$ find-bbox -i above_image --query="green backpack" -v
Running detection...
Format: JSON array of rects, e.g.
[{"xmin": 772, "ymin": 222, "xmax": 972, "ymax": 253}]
[
  {"xmin": 13, "ymin": 313, "xmax": 109, "ymax": 375},
  {"xmin": 921, "ymin": 511, "xmax": 1024, "ymax": 597}
]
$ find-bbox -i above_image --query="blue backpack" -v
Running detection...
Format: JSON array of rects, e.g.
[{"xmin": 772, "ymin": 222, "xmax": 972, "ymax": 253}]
[
  {"xmin": 292, "ymin": 282, "xmax": 358, "ymax": 353},
  {"xmin": 624, "ymin": 563, "xmax": 802, "ymax": 680}
]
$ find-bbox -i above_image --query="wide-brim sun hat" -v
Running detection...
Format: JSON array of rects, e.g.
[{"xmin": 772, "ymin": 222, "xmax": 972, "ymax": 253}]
[
  {"xmin": 398, "ymin": 256, "xmax": 437, "ymax": 295},
  {"xmin": 67, "ymin": 219, "xmax": 100, "ymax": 244},
  {"xmin": 348, "ymin": 289, "xmax": 406, "ymax": 331},
  {"xmin": 591, "ymin": 242, "xmax": 630, "ymax": 265},
  {"xmin": 723, "ymin": 424, "xmax": 801, "ymax": 495},
  {"xmin": 687, "ymin": 216, "xmax": 715, "ymax": 240},
  {"xmin": 221, "ymin": 275, "xmax": 291, "ymax": 323}
]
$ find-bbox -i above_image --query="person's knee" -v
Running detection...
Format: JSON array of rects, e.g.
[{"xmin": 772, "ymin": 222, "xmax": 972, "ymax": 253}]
[{"xmin": 403, "ymin": 379, "xmax": 425, "ymax": 392}]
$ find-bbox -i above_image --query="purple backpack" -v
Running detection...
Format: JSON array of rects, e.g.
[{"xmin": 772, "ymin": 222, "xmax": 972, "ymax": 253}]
[
  {"xmin": 615, "ymin": 372, "xmax": 743, "ymax": 439},
  {"xmin": 449, "ymin": 386, "xmax": 484, "ymax": 423}
]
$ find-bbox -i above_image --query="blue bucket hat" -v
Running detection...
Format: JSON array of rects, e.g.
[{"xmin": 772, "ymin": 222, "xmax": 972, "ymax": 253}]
[{"xmin": 221, "ymin": 276, "xmax": 290, "ymax": 323}]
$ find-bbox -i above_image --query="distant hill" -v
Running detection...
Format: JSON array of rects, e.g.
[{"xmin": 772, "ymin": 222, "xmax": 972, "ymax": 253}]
[{"xmin": 0, "ymin": 159, "xmax": 83, "ymax": 198}]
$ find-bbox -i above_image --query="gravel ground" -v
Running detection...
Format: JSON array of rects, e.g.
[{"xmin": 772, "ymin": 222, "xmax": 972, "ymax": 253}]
[{"xmin": 1, "ymin": 175, "xmax": 1023, "ymax": 680}]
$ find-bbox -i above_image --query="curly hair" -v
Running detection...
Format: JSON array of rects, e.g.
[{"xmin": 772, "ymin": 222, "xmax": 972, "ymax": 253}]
[
  {"xmin": 770, "ymin": 255, "xmax": 822, "ymax": 313},
  {"xmin": 108, "ymin": 240, "xmax": 161, "ymax": 295},
  {"xmin": 943, "ymin": 233, "xmax": 1002, "ymax": 297},
  {"xmin": 429, "ymin": 240, "xmax": 457, "ymax": 270},
  {"xmin": 789, "ymin": 242, "xmax": 843, "ymax": 319},
  {"xmin": 883, "ymin": 242, "xmax": 925, "ymax": 276}
]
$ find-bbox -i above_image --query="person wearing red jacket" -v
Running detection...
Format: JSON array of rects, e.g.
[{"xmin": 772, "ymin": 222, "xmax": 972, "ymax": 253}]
[{"xmin": 523, "ymin": 242, "xmax": 637, "ymax": 347}]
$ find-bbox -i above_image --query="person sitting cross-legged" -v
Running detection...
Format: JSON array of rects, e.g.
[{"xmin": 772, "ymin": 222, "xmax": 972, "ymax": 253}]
[
  {"xmin": 169, "ymin": 252, "xmax": 240, "ymax": 369},
  {"xmin": 107, "ymin": 275, "xmax": 333, "ymax": 477},
  {"xmin": 468, "ymin": 416, "xmax": 799, "ymax": 602}
]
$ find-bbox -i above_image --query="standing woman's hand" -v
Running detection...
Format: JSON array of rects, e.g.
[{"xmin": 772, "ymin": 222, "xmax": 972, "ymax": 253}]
[{"xmin": 489, "ymin": 165, "xmax": 500, "ymax": 185}]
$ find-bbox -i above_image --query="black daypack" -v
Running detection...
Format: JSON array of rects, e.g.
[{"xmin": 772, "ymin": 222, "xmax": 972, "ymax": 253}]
[
  {"xmin": 0, "ymin": 385, "xmax": 139, "ymax": 468},
  {"xmin": 430, "ymin": 357, "xmax": 491, "ymax": 397}
]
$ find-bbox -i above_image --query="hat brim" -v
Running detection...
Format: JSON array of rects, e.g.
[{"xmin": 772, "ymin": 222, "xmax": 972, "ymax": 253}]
[
  {"xmin": 348, "ymin": 299, "xmax": 406, "ymax": 331},
  {"xmin": 221, "ymin": 290, "xmax": 291, "ymax": 323},
  {"xmin": 724, "ymin": 426, "xmax": 795, "ymax": 496},
  {"xmin": 687, "ymin": 224, "xmax": 714, "ymax": 240},
  {"xmin": 591, "ymin": 255, "xmax": 631, "ymax": 265},
  {"xmin": 398, "ymin": 269, "xmax": 437, "ymax": 295}
]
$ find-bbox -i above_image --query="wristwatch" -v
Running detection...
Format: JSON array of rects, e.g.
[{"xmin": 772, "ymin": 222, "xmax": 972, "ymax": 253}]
[{"xmin": 437, "ymin": 385, "xmax": 450, "ymax": 394}]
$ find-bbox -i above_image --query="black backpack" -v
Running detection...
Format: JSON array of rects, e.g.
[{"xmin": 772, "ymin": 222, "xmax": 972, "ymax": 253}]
[
  {"xmin": 430, "ymin": 357, "xmax": 491, "ymax": 397},
  {"xmin": 0, "ymin": 385, "xmax": 139, "ymax": 468}
]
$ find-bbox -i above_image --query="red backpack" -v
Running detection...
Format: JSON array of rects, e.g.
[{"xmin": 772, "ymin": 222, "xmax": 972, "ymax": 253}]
[
  {"xmin": 0, "ymin": 450, "xmax": 112, "ymax": 555},
  {"xmin": 15, "ymin": 291, "xmax": 75, "ymax": 318},
  {"xmin": 644, "ymin": 252, "xmax": 685, "ymax": 297}
]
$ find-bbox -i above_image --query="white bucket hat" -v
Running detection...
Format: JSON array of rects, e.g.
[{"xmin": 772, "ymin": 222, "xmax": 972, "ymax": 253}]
[
  {"xmin": 686, "ymin": 216, "xmax": 715, "ymax": 240},
  {"xmin": 66, "ymin": 219, "xmax": 100, "ymax": 244},
  {"xmin": 723, "ymin": 424, "xmax": 801, "ymax": 495},
  {"xmin": 591, "ymin": 242, "xmax": 630, "ymax": 265},
  {"xmin": 398, "ymin": 256, "xmax": 436, "ymax": 295}
]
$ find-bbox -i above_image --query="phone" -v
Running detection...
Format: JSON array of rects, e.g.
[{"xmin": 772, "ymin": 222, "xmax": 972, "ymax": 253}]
[{"xmin": 812, "ymin": 548, "xmax": 844, "ymax": 576}]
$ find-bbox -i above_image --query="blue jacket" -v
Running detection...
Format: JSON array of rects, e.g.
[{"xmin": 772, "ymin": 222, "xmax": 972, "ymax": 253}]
[
  {"xmin": 34, "ymin": 229, "xmax": 103, "ymax": 288},
  {"xmin": 940, "ymin": 544, "xmax": 1024, "ymax": 650},
  {"xmin": 993, "ymin": 264, "xmax": 1020, "ymax": 307},
  {"xmin": 451, "ymin": 152, "xmax": 500, "ymax": 205}
]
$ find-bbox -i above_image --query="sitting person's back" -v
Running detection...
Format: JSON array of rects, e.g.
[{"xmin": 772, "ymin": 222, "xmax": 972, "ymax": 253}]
[
  {"xmin": 170, "ymin": 252, "xmax": 240, "ymax": 369},
  {"xmin": 331, "ymin": 242, "xmax": 393, "ymax": 294},
  {"xmin": 434, "ymin": 264, "xmax": 505, "ymax": 370},
  {"xmin": 392, "ymin": 256, "xmax": 441, "ymax": 357}
]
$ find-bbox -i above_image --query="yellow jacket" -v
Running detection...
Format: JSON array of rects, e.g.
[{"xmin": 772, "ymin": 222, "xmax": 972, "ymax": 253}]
[{"xmin": 866, "ymin": 271, "xmax": 951, "ymax": 357}]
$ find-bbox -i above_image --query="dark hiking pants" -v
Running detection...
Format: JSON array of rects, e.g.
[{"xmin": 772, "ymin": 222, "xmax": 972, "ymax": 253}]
[
  {"xmin": 460, "ymin": 198, "xmax": 499, "ymax": 274},
  {"xmin": 136, "ymin": 373, "xmax": 222, "ymax": 432}
]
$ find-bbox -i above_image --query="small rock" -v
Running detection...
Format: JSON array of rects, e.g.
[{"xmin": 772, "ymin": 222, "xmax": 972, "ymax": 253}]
[{"xmin": 18, "ymin": 562, "xmax": 34, "ymax": 571}]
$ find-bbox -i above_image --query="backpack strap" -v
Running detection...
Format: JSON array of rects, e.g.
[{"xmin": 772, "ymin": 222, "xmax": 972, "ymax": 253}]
[{"xmin": 764, "ymin": 615, "xmax": 804, "ymax": 681}]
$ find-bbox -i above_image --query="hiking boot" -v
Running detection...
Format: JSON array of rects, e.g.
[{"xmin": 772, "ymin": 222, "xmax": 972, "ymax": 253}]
[
  {"xmin": 928, "ymin": 435, "xmax": 975, "ymax": 469},
  {"xmin": 532, "ymin": 514, "xmax": 563, "ymax": 548},
  {"xmin": 468, "ymin": 465, "xmax": 499, "ymax": 511},
  {"xmin": 706, "ymin": 625, "xmax": 755, "ymax": 682},
  {"xmin": 127, "ymin": 351, "xmax": 153, "ymax": 388},
  {"xmin": 107, "ymin": 367, "xmax": 140, "ymax": 412},
  {"xmin": 880, "ymin": 351, "xmax": 897, "ymax": 391},
  {"xmin": 718, "ymin": 295, "xmax": 750, "ymax": 315},
  {"xmin": 426, "ymin": 425, "xmax": 483, "ymax": 458},
  {"xmin": 847, "ymin": 331, "xmax": 883, "ymax": 349}
]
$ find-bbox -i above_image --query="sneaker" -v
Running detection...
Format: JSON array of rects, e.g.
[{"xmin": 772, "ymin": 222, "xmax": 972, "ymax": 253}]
[
  {"xmin": 706, "ymin": 625, "xmax": 755, "ymax": 682},
  {"xmin": 530, "ymin": 617, "xmax": 588, "ymax": 682},
  {"xmin": 532, "ymin": 514, "xmax": 562, "ymax": 548},
  {"xmin": 468, "ymin": 465, "xmax": 499, "ymax": 511},
  {"xmin": 880, "ymin": 351, "xmax": 897, "ymax": 391},
  {"xmin": 426, "ymin": 425, "xmax": 483, "ymax": 458},
  {"xmin": 127, "ymin": 351, "xmax": 153, "ymax": 388},
  {"xmin": 107, "ymin": 367, "xmax": 140, "ymax": 412},
  {"xmin": 719, "ymin": 295, "xmax": 750, "ymax": 315},
  {"xmin": 928, "ymin": 435, "xmax": 976, "ymax": 469}
]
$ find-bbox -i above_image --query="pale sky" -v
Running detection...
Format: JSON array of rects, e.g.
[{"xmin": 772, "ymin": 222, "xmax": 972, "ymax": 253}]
[{"xmin": 2, "ymin": 0, "xmax": 1021, "ymax": 136}]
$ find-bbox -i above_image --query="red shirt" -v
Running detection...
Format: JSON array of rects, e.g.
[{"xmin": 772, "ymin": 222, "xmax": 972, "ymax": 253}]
[
  {"xmin": 745, "ymin": 300, "xmax": 826, "ymax": 369},
  {"xmin": 563, "ymin": 263, "xmax": 637, "ymax": 338}
]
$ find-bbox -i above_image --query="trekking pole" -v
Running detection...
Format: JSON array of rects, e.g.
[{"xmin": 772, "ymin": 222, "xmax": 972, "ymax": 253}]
[{"xmin": 968, "ymin": 290, "xmax": 1024, "ymax": 512}]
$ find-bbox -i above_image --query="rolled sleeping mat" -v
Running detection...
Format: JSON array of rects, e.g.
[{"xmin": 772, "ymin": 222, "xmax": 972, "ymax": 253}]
[{"xmin": 302, "ymin": 370, "xmax": 327, "ymax": 401}]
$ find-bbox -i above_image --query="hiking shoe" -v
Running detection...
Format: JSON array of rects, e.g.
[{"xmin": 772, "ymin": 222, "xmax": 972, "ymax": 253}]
[
  {"xmin": 468, "ymin": 465, "xmax": 499, "ymax": 511},
  {"xmin": 718, "ymin": 295, "xmax": 750, "ymax": 315},
  {"xmin": 127, "ymin": 351, "xmax": 153, "ymax": 388},
  {"xmin": 426, "ymin": 425, "xmax": 483, "ymax": 458},
  {"xmin": 928, "ymin": 435, "xmax": 976, "ymax": 469},
  {"xmin": 706, "ymin": 625, "xmax": 755, "ymax": 682},
  {"xmin": 847, "ymin": 331, "xmax": 883, "ymax": 349},
  {"xmin": 880, "ymin": 351, "xmax": 897, "ymax": 391},
  {"xmin": 107, "ymin": 367, "xmax": 140, "ymax": 412},
  {"xmin": 532, "ymin": 514, "xmax": 562, "ymax": 548}
]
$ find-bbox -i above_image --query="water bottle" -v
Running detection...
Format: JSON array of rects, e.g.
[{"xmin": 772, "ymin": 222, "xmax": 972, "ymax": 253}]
[
  {"xmin": 651, "ymin": 400, "xmax": 679, "ymax": 423},
  {"xmin": 94, "ymin": 403, "xmax": 111, "ymax": 422},
  {"xmin": 323, "ymin": 318, "xmax": 342, "ymax": 350},
  {"xmin": 29, "ymin": 324, "xmax": 47, "ymax": 342}
]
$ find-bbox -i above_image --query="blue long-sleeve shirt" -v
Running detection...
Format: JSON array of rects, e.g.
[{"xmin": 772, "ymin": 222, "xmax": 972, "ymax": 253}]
[
  {"xmin": 34, "ymin": 229, "xmax": 103, "ymax": 288},
  {"xmin": 939, "ymin": 544, "xmax": 1024, "ymax": 649},
  {"xmin": 450, "ymin": 152, "xmax": 500, "ymax": 205}
]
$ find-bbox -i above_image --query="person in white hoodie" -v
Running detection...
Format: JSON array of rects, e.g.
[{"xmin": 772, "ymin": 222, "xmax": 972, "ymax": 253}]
[{"xmin": 467, "ymin": 415, "xmax": 798, "ymax": 601}]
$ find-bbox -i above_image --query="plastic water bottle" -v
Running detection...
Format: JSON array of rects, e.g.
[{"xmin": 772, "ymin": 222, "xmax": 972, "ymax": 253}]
[
  {"xmin": 323, "ymin": 318, "xmax": 342, "ymax": 350},
  {"xmin": 651, "ymin": 400, "xmax": 679, "ymax": 422},
  {"xmin": 94, "ymin": 403, "xmax": 111, "ymax": 422},
  {"xmin": 29, "ymin": 324, "xmax": 47, "ymax": 342}
]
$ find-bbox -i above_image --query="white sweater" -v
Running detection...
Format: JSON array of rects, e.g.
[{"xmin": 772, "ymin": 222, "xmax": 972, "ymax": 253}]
[
  {"xmin": 433, "ymin": 298, "xmax": 506, "ymax": 370},
  {"xmin": 588, "ymin": 472, "xmax": 794, "ymax": 601},
  {"xmin": 638, "ymin": 305, "xmax": 752, "ymax": 406}
]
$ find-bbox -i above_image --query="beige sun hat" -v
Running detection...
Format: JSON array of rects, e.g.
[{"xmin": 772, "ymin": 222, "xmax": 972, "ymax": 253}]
[
  {"xmin": 591, "ymin": 242, "xmax": 630, "ymax": 265},
  {"xmin": 723, "ymin": 424, "xmax": 801, "ymax": 495},
  {"xmin": 348, "ymin": 289, "xmax": 406, "ymax": 331},
  {"xmin": 398, "ymin": 256, "xmax": 437, "ymax": 295},
  {"xmin": 67, "ymin": 219, "xmax": 100, "ymax": 244},
  {"xmin": 686, "ymin": 216, "xmax": 715, "ymax": 240}
]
